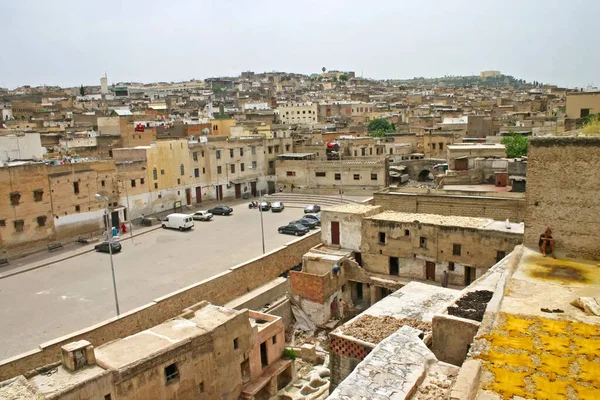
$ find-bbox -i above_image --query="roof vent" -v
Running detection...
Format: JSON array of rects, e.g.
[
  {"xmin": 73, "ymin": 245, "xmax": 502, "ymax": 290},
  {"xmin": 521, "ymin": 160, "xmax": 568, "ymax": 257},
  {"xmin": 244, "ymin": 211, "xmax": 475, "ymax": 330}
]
[{"xmin": 61, "ymin": 340, "xmax": 96, "ymax": 371}]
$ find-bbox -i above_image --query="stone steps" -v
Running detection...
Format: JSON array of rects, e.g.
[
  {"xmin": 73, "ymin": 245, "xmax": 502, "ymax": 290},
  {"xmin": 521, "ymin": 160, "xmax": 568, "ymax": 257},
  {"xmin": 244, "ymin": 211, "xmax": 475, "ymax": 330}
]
[{"xmin": 263, "ymin": 193, "xmax": 359, "ymax": 207}]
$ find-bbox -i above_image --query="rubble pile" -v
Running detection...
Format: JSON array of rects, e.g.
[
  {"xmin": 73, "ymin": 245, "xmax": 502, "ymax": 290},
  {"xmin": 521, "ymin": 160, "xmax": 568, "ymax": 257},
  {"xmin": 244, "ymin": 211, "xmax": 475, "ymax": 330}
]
[{"xmin": 340, "ymin": 315, "xmax": 432, "ymax": 344}]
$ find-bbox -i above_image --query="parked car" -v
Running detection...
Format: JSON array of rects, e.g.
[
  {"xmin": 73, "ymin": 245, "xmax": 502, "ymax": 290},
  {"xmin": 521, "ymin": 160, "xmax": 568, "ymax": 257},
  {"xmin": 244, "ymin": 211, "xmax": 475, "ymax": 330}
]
[
  {"xmin": 95, "ymin": 241, "xmax": 122, "ymax": 253},
  {"xmin": 191, "ymin": 210, "xmax": 213, "ymax": 221},
  {"xmin": 271, "ymin": 201, "xmax": 285, "ymax": 212},
  {"xmin": 209, "ymin": 205, "xmax": 233, "ymax": 215},
  {"xmin": 278, "ymin": 223, "xmax": 309, "ymax": 236},
  {"xmin": 303, "ymin": 213, "xmax": 321, "ymax": 226},
  {"xmin": 162, "ymin": 213, "xmax": 195, "ymax": 230},
  {"xmin": 304, "ymin": 204, "xmax": 321, "ymax": 214},
  {"xmin": 290, "ymin": 218, "xmax": 318, "ymax": 229},
  {"xmin": 259, "ymin": 201, "xmax": 271, "ymax": 211}
]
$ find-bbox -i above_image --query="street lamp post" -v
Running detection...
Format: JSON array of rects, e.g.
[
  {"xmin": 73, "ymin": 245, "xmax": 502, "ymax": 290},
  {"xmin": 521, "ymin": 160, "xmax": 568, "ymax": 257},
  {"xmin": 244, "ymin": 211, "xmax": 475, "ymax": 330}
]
[
  {"xmin": 95, "ymin": 193, "xmax": 121, "ymax": 316},
  {"xmin": 259, "ymin": 189, "xmax": 265, "ymax": 254}
]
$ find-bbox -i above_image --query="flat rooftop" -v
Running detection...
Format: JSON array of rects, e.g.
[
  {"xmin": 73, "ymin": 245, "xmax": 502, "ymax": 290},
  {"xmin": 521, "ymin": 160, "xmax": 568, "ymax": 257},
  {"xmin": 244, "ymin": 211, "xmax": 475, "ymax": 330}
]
[
  {"xmin": 321, "ymin": 203, "xmax": 380, "ymax": 214},
  {"xmin": 367, "ymin": 211, "xmax": 524, "ymax": 233},
  {"xmin": 28, "ymin": 365, "xmax": 107, "ymax": 397},
  {"xmin": 95, "ymin": 304, "xmax": 242, "ymax": 370}
]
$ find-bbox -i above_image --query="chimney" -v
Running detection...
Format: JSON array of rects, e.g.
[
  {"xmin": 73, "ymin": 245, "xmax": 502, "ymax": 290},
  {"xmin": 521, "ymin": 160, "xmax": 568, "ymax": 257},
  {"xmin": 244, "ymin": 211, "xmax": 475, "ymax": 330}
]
[{"xmin": 61, "ymin": 340, "xmax": 96, "ymax": 371}]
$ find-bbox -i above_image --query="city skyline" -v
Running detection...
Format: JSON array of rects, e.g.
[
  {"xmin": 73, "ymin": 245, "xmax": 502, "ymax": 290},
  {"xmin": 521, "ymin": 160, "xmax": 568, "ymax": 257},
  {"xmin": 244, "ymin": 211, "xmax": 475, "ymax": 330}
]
[{"xmin": 1, "ymin": 0, "xmax": 598, "ymax": 89}]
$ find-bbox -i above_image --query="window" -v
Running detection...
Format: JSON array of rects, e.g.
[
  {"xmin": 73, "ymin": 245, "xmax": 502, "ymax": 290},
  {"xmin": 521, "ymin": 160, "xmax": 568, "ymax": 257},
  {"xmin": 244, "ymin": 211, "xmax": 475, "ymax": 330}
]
[
  {"xmin": 251, "ymin": 146, "xmax": 256, "ymax": 155},
  {"xmin": 240, "ymin": 163, "xmax": 245, "ymax": 172},
  {"xmin": 268, "ymin": 160, "xmax": 274, "ymax": 169},
  {"xmin": 154, "ymin": 183, "xmax": 158, "ymax": 189},
  {"xmin": 153, "ymin": 168, "xmax": 158, "ymax": 180},
  {"xmin": 180, "ymin": 164, "xmax": 184, "ymax": 175},
  {"xmin": 164, "ymin": 363, "xmax": 179, "ymax": 385},
  {"xmin": 272, "ymin": 335, "xmax": 277, "ymax": 345},
  {"xmin": 371, "ymin": 173, "xmax": 378, "ymax": 181},
  {"xmin": 449, "ymin": 262, "xmax": 455, "ymax": 272},
  {"xmin": 496, "ymin": 250, "xmax": 506, "ymax": 262},
  {"xmin": 193, "ymin": 152, "xmax": 198, "ymax": 161},
  {"xmin": 140, "ymin": 178, "xmax": 145, "ymax": 184},
  {"xmin": 37, "ymin": 216, "xmax": 46, "ymax": 227},
  {"xmin": 229, "ymin": 149, "xmax": 234, "ymax": 158},
  {"xmin": 379, "ymin": 232, "xmax": 386, "ymax": 244},
  {"xmin": 420, "ymin": 237, "xmax": 427, "ymax": 249},
  {"xmin": 158, "ymin": 193, "xmax": 162, "ymax": 198},
  {"xmin": 14, "ymin": 220, "xmax": 24, "ymax": 232},
  {"xmin": 432, "ymin": 143, "xmax": 436, "ymax": 150},
  {"xmin": 353, "ymin": 174, "xmax": 360, "ymax": 180},
  {"xmin": 369, "ymin": 148, "xmax": 373, "ymax": 155},
  {"xmin": 104, "ymin": 395, "xmax": 112, "ymax": 400},
  {"xmin": 101, "ymin": 180, "xmax": 105, "ymax": 187},
  {"xmin": 268, "ymin": 146, "xmax": 273, "ymax": 154},
  {"xmin": 354, "ymin": 150, "xmax": 357, "ymax": 156},
  {"xmin": 240, "ymin": 148, "xmax": 244, "ymax": 156},
  {"xmin": 161, "ymin": 169, "xmax": 165, "ymax": 175},
  {"xmin": 75, "ymin": 205, "xmax": 81, "ymax": 212},
  {"xmin": 194, "ymin": 168, "xmax": 199, "ymax": 178},
  {"xmin": 233, "ymin": 338, "xmax": 239, "ymax": 349},
  {"xmin": 198, "ymin": 382, "xmax": 204, "ymax": 393},
  {"xmin": 274, "ymin": 145, "xmax": 280, "ymax": 153},
  {"xmin": 335, "ymin": 173, "xmax": 341, "ymax": 180},
  {"xmin": 0, "ymin": 220, "xmax": 5, "ymax": 227},
  {"xmin": 404, "ymin": 229, "xmax": 410, "ymax": 237},
  {"xmin": 230, "ymin": 164, "xmax": 235, "ymax": 173},
  {"xmin": 177, "ymin": 178, "xmax": 181, "ymax": 185},
  {"xmin": 315, "ymin": 172, "xmax": 326, "ymax": 177},
  {"xmin": 217, "ymin": 166, "xmax": 222, "ymax": 174},
  {"xmin": 439, "ymin": 143, "xmax": 444, "ymax": 150},
  {"xmin": 73, "ymin": 182, "xmax": 79, "ymax": 195},
  {"xmin": 216, "ymin": 149, "xmax": 221, "ymax": 159},
  {"xmin": 286, "ymin": 171, "xmax": 296, "ymax": 176},
  {"xmin": 252, "ymin": 161, "xmax": 257, "ymax": 169},
  {"xmin": 285, "ymin": 144, "xmax": 290, "ymax": 151},
  {"xmin": 33, "ymin": 189, "xmax": 43, "ymax": 202},
  {"xmin": 581, "ymin": 108, "xmax": 590, "ymax": 118},
  {"xmin": 202, "ymin": 167, "xmax": 206, "ymax": 174},
  {"xmin": 361, "ymin": 148, "xmax": 366, "ymax": 156},
  {"xmin": 131, "ymin": 179, "xmax": 136, "ymax": 188},
  {"xmin": 201, "ymin": 150, "xmax": 204, "ymax": 157}
]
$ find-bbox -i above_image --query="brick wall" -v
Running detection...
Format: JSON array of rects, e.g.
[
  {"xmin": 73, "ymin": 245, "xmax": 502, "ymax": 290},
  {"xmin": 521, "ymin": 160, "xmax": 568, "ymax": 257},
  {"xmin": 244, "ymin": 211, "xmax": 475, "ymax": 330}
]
[
  {"xmin": 329, "ymin": 333, "xmax": 373, "ymax": 389},
  {"xmin": 525, "ymin": 137, "xmax": 600, "ymax": 260},
  {"xmin": 290, "ymin": 269, "xmax": 344, "ymax": 304},
  {"xmin": 373, "ymin": 190, "xmax": 525, "ymax": 222},
  {"xmin": 0, "ymin": 232, "xmax": 321, "ymax": 380}
]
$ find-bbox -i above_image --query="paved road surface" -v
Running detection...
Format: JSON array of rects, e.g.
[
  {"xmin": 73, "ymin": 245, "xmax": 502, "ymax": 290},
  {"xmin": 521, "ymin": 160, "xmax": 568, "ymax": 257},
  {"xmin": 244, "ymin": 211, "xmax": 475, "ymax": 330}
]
[{"xmin": 0, "ymin": 204, "xmax": 318, "ymax": 360}]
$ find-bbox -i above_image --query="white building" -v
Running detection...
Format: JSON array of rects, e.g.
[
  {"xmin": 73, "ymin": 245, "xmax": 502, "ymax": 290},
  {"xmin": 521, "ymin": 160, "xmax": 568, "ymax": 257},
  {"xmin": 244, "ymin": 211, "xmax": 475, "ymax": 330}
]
[
  {"xmin": 0, "ymin": 133, "xmax": 45, "ymax": 162},
  {"xmin": 278, "ymin": 102, "xmax": 318, "ymax": 125}
]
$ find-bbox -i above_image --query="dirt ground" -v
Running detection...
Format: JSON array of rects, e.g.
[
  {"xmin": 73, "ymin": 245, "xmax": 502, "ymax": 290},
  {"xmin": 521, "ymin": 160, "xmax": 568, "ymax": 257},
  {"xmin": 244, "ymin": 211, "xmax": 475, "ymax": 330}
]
[
  {"xmin": 339, "ymin": 315, "xmax": 432, "ymax": 344},
  {"xmin": 447, "ymin": 290, "xmax": 494, "ymax": 322}
]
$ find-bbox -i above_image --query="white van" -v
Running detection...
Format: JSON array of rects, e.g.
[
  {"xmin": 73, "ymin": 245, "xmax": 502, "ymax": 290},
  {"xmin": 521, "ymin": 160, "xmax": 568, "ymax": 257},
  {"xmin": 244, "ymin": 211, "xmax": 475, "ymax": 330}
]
[{"xmin": 161, "ymin": 213, "xmax": 195, "ymax": 231}]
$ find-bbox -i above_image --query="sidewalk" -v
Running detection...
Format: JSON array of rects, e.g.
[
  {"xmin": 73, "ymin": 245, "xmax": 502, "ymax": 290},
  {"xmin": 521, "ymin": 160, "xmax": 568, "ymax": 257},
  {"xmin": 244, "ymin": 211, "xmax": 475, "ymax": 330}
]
[{"xmin": 0, "ymin": 223, "xmax": 163, "ymax": 280}]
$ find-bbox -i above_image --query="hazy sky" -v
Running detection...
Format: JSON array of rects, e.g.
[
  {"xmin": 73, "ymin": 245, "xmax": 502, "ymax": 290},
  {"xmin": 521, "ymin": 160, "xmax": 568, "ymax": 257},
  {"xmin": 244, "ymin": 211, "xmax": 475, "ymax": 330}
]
[{"xmin": 1, "ymin": 0, "xmax": 598, "ymax": 89}]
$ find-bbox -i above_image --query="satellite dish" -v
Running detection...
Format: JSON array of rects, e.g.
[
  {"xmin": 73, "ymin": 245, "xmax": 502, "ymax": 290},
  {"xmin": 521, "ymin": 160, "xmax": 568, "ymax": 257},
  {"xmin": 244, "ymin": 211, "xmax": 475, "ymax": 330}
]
[{"xmin": 201, "ymin": 128, "xmax": 210, "ymax": 135}]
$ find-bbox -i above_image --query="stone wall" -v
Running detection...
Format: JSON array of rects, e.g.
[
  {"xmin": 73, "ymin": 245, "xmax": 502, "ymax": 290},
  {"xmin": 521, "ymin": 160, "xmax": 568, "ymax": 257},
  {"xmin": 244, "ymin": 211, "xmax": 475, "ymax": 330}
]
[
  {"xmin": 0, "ymin": 232, "xmax": 320, "ymax": 381},
  {"xmin": 525, "ymin": 137, "xmax": 600, "ymax": 260},
  {"xmin": 372, "ymin": 189, "xmax": 525, "ymax": 222}
]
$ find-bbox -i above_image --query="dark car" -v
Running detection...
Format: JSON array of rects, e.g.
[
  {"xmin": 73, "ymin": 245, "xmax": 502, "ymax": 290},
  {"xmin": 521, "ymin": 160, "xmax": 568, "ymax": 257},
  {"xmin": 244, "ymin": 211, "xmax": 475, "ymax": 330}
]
[
  {"xmin": 303, "ymin": 213, "xmax": 321, "ymax": 226},
  {"xmin": 208, "ymin": 205, "xmax": 233, "ymax": 215},
  {"xmin": 259, "ymin": 201, "xmax": 271, "ymax": 211},
  {"xmin": 304, "ymin": 204, "xmax": 321, "ymax": 214},
  {"xmin": 278, "ymin": 223, "xmax": 309, "ymax": 236},
  {"xmin": 95, "ymin": 241, "xmax": 122, "ymax": 253},
  {"xmin": 290, "ymin": 218, "xmax": 318, "ymax": 229},
  {"xmin": 271, "ymin": 201, "xmax": 285, "ymax": 212}
]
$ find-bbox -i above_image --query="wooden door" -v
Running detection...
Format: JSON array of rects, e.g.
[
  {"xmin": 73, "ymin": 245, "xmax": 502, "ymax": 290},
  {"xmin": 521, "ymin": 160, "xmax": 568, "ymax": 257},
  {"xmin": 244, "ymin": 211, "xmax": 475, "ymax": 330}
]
[
  {"xmin": 426, "ymin": 261, "xmax": 436, "ymax": 281},
  {"xmin": 195, "ymin": 186, "xmax": 202, "ymax": 204},
  {"xmin": 331, "ymin": 221, "xmax": 340, "ymax": 245},
  {"xmin": 250, "ymin": 181, "xmax": 257, "ymax": 197},
  {"xmin": 464, "ymin": 266, "xmax": 476, "ymax": 285},
  {"xmin": 235, "ymin": 183, "xmax": 242, "ymax": 199},
  {"xmin": 185, "ymin": 188, "xmax": 191, "ymax": 205}
]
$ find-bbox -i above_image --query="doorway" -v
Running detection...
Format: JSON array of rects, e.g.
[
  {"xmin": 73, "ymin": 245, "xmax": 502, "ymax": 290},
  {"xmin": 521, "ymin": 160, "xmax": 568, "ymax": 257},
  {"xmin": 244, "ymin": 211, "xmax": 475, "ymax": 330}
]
[
  {"xmin": 267, "ymin": 181, "xmax": 276, "ymax": 194},
  {"xmin": 425, "ymin": 261, "xmax": 436, "ymax": 281},
  {"xmin": 111, "ymin": 211, "xmax": 119, "ymax": 229},
  {"xmin": 216, "ymin": 185, "xmax": 223, "ymax": 201},
  {"xmin": 260, "ymin": 342, "xmax": 268, "ymax": 368},
  {"xmin": 250, "ymin": 181, "xmax": 257, "ymax": 197},
  {"xmin": 195, "ymin": 186, "xmax": 202, "ymax": 204},
  {"xmin": 331, "ymin": 221, "xmax": 340, "ymax": 245},
  {"xmin": 389, "ymin": 257, "xmax": 399, "ymax": 275},
  {"xmin": 464, "ymin": 266, "xmax": 476, "ymax": 285},
  {"xmin": 235, "ymin": 183, "xmax": 242, "ymax": 199},
  {"xmin": 240, "ymin": 359, "xmax": 250, "ymax": 384},
  {"xmin": 185, "ymin": 188, "xmax": 191, "ymax": 205}
]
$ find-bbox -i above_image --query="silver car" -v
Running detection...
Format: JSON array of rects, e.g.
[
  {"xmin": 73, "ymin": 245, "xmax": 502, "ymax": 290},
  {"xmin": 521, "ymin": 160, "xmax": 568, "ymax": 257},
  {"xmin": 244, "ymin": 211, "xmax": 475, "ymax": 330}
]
[
  {"xmin": 191, "ymin": 210, "xmax": 213, "ymax": 221},
  {"xmin": 271, "ymin": 201, "xmax": 285, "ymax": 212}
]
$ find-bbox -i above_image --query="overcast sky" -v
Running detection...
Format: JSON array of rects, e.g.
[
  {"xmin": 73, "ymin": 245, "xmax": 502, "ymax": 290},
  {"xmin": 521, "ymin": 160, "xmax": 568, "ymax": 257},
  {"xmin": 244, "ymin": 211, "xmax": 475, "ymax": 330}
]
[{"xmin": 1, "ymin": 0, "xmax": 598, "ymax": 89}]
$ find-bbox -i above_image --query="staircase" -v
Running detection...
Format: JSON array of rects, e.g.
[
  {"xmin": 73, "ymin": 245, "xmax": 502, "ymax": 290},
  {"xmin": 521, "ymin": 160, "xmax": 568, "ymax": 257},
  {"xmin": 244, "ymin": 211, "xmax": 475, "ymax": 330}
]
[{"xmin": 263, "ymin": 193, "xmax": 361, "ymax": 208}]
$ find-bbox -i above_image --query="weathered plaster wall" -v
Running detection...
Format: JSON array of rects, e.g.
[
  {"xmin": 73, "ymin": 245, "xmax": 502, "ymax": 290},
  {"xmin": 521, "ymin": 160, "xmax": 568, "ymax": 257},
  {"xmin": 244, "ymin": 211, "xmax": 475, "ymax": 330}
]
[{"xmin": 524, "ymin": 137, "xmax": 600, "ymax": 260}]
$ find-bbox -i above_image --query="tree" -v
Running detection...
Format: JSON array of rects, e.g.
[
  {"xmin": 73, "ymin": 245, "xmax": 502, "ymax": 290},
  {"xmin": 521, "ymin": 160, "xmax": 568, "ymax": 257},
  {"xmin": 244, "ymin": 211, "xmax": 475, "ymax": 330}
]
[
  {"xmin": 322, "ymin": 67, "xmax": 326, "ymax": 73},
  {"xmin": 367, "ymin": 118, "xmax": 395, "ymax": 133},
  {"xmin": 339, "ymin": 74, "xmax": 349, "ymax": 82},
  {"xmin": 501, "ymin": 131, "xmax": 528, "ymax": 158},
  {"xmin": 79, "ymin": 85, "xmax": 85, "ymax": 96},
  {"xmin": 370, "ymin": 129, "xmax": 387, "ymax": 138}
]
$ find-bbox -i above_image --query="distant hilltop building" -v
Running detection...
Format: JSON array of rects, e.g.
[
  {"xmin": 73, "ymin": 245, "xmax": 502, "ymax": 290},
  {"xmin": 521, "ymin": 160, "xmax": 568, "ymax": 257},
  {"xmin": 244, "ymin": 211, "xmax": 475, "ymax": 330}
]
[{"xmin": 480, "ymin": 70, "xmax": 501, "ymax": 78}]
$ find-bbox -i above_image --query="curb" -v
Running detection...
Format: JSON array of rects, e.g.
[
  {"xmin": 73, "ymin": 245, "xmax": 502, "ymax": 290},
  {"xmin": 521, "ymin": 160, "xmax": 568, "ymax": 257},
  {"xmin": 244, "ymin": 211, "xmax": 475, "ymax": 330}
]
[{"xmin": 0, "ymin": 225, "xmax": 162, "ymax": 280}]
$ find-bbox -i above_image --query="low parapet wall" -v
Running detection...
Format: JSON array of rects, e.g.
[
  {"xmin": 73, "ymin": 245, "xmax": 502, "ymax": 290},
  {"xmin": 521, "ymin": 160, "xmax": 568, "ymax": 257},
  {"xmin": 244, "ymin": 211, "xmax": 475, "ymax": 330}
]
[{"xmin": 0, "ymin": 232, "xmax": 321, "ymax": 381}]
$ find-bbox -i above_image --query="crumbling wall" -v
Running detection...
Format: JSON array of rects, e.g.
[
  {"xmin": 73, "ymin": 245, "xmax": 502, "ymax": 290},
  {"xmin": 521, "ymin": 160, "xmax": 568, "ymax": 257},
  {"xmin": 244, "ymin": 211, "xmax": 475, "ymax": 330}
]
[{"xmin": 525, "ymin": 137, "xmax": 600, "ymax": 260}]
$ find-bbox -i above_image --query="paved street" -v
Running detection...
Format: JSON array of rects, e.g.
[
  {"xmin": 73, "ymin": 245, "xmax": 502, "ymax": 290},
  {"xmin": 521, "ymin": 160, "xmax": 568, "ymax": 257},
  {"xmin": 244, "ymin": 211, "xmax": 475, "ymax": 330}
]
[{"xmin": 0, "ymin": 203, "xmax": 319, "ymax": 360}]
